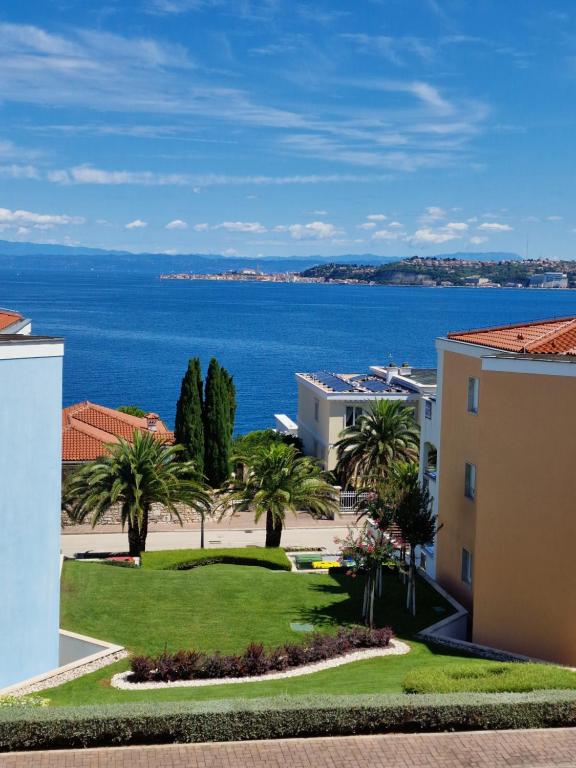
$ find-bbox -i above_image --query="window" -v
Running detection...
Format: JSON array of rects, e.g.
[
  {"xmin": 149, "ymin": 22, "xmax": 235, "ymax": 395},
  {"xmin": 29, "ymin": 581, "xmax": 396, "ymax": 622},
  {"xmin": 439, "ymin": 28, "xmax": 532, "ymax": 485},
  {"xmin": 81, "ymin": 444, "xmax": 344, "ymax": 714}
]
[
  {"xmin": 467, "ymin": 377, "xmax": 479, "ymax": 414},
  {"xmin": 345, "ymin": 405, "xmax": 364, "ymax": 427},
  {"xmin": 464, "ymin": 462, "xmax": 476, "ymax": 500},
  {"xmin": 314, "ymin": 398, "xmax": 319, "ymax": 422},
  {"xmin": 461, "ymin": 549, "xmax": 473, "ymax": 585},
  {"xmin": 425, "ymin": 399, "xmax": 432, "ymax": 419},
  {"xmin": 419, "ymin": 550, "xmax": 427, "ymax": 571}
]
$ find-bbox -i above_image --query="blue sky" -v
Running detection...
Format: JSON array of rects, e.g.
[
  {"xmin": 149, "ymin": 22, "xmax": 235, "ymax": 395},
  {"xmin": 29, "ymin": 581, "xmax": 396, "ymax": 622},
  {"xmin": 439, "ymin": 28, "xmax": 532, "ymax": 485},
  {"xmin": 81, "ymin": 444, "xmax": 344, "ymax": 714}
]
[{"xmin": 0, "ymin": 0, "xmax": 575, "ymax": 258}]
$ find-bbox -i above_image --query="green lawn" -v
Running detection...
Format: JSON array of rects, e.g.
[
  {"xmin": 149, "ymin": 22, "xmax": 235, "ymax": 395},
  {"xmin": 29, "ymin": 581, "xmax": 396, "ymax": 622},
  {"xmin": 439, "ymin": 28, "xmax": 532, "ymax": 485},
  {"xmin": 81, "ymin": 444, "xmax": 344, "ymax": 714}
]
[{"xmin": 49, "ymin": 553, "xmax": 574, "ymax": 707}]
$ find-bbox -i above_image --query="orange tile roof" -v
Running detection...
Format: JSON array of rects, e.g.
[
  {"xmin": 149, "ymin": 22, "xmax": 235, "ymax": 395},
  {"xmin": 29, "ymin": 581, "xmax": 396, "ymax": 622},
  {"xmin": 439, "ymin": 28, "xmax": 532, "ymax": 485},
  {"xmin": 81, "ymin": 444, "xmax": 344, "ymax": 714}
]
[
  {"xmin": 62, "ymin": 401, "xmax": 173, "ymax": 462},
  {"xmin": 447, "ymin": 317, "xmax": 576, "ymax": 355},
  {"xmin": 0, "ymin": 309, "xmax": 23, "ymax": 331}
]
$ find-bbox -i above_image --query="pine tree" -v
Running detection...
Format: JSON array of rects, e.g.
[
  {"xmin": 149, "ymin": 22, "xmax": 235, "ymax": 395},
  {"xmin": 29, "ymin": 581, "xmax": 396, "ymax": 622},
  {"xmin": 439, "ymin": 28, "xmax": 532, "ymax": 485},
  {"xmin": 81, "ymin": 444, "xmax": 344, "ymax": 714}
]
[
  {"xmin": 174, "ymin": 358, "xmax": 204, "ymax": 473},
  {"xmin": 203, "ymin": 358, "xmax": 232, "ymax": 487},
  {"xmin": 221, "ymin": 367, "xmax": 236, "ymax": 439}
]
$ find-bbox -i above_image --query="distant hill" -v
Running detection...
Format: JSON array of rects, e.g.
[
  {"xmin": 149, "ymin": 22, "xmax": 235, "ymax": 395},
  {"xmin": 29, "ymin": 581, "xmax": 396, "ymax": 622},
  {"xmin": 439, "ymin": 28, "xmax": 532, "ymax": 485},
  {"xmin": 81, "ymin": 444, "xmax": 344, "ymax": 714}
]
[
  {"xmin": 0, "ymin": 239, "xmax": 523, "ymax": 273},
  {"xmin": 433, "ymin": 251, "xmax": 523, "ymax": 262}
]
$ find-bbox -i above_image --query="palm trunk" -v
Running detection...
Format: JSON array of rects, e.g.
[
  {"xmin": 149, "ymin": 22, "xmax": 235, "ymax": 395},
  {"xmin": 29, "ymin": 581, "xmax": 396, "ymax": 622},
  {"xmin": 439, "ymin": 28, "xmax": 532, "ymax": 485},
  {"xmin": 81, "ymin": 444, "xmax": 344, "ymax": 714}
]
[
  {"xmin": 265, "ymin": 510, "xmax": 283, "ymax": 547},
  {"xmin": 127, "ymin": 511, "xmax": 149, "ymax": 557},
  {"xmin": 200, "ymin": 511, "xmax": 205, "ymax": 549}
]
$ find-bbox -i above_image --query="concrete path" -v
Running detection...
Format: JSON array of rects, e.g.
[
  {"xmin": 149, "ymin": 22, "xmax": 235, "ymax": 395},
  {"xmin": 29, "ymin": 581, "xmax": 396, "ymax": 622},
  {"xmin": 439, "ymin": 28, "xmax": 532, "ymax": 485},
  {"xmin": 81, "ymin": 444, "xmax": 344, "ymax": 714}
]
[{"xmin": 3, "ymin": 729, "xmax": 576, "ymax": 767}]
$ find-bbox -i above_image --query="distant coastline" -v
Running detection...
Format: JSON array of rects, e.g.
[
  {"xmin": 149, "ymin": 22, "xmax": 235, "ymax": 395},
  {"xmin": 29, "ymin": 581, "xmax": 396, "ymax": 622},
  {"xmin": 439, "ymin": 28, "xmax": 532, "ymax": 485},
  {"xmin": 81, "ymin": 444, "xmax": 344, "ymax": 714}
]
[{"xmin": 160, "ymin": 256, "xmax": 576, "ymax": 290}]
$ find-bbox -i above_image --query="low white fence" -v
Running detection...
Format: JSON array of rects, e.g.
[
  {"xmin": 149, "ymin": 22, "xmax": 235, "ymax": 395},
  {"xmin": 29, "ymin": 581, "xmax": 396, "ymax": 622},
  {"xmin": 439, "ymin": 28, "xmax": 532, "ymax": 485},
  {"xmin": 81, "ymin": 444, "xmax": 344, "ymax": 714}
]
[{"xmin": 339, "ymin": 490, "xmax": 368, "ymax": 515}]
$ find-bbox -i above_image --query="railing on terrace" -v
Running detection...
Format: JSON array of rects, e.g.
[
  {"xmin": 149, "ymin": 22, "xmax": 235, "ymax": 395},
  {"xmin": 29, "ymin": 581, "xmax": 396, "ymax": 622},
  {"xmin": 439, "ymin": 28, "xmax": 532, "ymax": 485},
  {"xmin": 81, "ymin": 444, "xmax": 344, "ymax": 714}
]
[{"xmin": 339, "ymin": 489, "xmax": 369, "ymax": 515}]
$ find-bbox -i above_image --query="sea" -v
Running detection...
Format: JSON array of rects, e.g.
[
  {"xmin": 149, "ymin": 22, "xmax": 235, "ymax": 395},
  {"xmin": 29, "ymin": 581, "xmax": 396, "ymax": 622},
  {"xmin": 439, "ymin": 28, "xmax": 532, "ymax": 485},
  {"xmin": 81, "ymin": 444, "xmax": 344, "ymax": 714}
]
[{"xmin": 2, "ymin": 254, "xmax": 575, "ymax": 434}]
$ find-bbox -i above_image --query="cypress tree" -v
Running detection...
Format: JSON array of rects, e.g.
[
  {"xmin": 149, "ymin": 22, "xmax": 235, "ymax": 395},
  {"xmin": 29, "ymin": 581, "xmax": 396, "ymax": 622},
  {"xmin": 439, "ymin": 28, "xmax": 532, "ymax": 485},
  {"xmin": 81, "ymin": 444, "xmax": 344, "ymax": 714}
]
[
  {"xmin": 221, "ymin": 367, "xmax": 237, "ymax": 439},
  {"xmin": 203, "ymin": 358, "xmax": 231, "ymax": 487},
  {"xmin": 174, "ymin": 358, "xmax": 204, "ymax": 473}
]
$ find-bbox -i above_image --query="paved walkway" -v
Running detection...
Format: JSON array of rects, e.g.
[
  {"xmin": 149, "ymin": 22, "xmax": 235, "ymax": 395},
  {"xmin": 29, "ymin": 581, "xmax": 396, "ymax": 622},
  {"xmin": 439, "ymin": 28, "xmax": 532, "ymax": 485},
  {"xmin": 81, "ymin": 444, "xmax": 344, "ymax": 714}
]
[
  {"xmin": 60, "ymin": 511, "xmax": 355, "ymax": 556},
  {"xmin": 3, "ymin": 730, "xmax": 576, "ymax": 767}
]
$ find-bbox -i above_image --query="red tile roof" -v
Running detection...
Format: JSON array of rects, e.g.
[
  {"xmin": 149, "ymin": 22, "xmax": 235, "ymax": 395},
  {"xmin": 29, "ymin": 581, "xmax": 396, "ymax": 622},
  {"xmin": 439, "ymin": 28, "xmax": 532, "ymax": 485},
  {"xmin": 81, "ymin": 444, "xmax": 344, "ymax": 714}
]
[
  {"xmin": 0, "ymin": 309, "xmax": 23, "ymax": 331},
  {"xmin": 63, "ymin": 402, "xmax": 173, "ymax": 462},
  {"xmin": 447, "ymin": 317, "xmax": 576, "ymax": 355}
]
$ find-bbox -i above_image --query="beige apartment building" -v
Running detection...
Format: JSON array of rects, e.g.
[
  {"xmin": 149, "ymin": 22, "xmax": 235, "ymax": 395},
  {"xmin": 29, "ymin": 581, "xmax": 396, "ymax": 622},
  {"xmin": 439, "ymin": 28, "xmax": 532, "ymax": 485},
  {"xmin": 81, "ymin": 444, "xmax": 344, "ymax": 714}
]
[
  {"xmin": 294, "ymin": 366, "xmax": 437, "ymax": 471},
  {"xmin": 434, "ymin": 317, "xmax": 576, "ymax": 664}
]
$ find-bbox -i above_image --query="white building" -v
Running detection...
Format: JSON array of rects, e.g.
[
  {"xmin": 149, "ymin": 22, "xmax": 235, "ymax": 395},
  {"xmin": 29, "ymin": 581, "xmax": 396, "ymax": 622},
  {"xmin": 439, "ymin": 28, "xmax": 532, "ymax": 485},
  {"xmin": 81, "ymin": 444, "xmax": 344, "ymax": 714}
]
[{"xmin": 529, "ymin": 272, "xmax": 568, "ymax": 289}]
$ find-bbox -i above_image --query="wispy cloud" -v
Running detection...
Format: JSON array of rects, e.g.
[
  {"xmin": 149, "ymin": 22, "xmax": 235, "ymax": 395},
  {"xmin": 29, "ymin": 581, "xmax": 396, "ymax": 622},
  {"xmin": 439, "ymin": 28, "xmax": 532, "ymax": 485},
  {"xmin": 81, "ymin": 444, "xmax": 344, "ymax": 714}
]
[
  {"xmin": 0, "ymin": 206, "xmax": 84, "ymax": 231},
  {"xmin": 478, "ymin": 222, "xmax": 513, "ymax": 232},
  {"xmin": 125, "ymin": 219, "xmax": 148, "ymax": 229},
  {"xmin": 274, "ymin": 221, "xmax": 341, "ymax": 240},
  {"xmin": 165, "ymin": 219, "xmax": 188, "ymax": 229}
]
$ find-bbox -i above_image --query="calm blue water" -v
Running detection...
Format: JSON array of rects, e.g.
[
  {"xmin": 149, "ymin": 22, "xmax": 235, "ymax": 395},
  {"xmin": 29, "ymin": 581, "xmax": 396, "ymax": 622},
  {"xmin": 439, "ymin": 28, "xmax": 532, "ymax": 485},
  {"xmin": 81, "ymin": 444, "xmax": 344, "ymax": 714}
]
[{"xmin": 2, "ymin": 256, "xmax": 576, "ymax": 433}]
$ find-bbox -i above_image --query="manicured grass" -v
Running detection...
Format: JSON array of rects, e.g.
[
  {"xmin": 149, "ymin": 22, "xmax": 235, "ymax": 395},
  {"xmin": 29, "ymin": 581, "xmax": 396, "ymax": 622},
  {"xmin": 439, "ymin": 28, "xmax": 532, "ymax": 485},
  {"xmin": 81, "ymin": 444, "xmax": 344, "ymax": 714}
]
[
  {"xmin": 403, "ymin": 662, "xmax": 576, "ymax": 693},
  {"xmin": 141, "ymin": 547, "xmax": 291, "ymax": 571},
  {"xmin": 52, "ymin": 554, "xmax": 574, "ymax": 707}
]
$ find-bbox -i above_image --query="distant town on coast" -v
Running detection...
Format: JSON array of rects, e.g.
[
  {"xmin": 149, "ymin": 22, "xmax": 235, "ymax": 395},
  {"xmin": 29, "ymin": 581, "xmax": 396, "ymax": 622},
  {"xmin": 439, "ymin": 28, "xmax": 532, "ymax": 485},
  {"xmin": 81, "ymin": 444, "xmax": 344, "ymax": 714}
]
[{"xmin": 161, "ymin": 256, "xmax": 575, "ymax": 289}]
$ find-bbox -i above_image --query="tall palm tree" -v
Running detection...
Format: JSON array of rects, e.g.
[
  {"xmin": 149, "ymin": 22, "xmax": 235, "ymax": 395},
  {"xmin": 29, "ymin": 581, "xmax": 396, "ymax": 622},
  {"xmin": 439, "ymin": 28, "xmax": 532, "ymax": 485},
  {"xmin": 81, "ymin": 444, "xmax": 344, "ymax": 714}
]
[
  {"xmin": 335, "ymin": 399, "xmax": 419, "ymax": 489},
  {"xmin": 63, "ymin": 430, "xmax": 211, "ymax": 556},
  {"xmin": 221, "ymin": 442, "xmax": 339, "ymax": 547}
]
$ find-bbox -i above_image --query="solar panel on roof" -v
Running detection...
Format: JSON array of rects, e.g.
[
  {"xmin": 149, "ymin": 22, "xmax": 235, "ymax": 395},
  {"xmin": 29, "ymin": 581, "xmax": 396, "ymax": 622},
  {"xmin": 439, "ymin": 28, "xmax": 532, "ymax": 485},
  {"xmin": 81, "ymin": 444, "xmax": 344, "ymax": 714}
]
[
  {"xmin": 311, "ymin": 371, "xmax": 357, "ymax": 392},
  {"xmin": 362, "ymin": 379, "xmax": 391, "ymax": 393}
]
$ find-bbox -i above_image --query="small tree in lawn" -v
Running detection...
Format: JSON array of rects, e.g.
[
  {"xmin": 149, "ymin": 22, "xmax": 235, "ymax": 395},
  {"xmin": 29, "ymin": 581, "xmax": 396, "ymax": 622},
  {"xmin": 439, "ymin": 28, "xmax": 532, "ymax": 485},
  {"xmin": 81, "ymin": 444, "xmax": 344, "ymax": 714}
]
[
  {"xmin": 336, "ymin": 523, "xmax": 395, "ymax": 628},
  {"xmin": 393, "ymin": 464, "xmax": 436, "ymax": 616},
  {"xmin": 354, "ymin": 486, "xmax": 396, "ymax": 597}
]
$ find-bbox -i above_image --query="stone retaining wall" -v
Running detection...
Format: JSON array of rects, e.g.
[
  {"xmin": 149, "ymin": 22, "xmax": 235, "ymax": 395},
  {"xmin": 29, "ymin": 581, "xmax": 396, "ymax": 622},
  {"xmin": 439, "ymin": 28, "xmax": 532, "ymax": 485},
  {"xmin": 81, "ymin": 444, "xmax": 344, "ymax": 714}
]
[{"xmin": 61, "ymin": 503, "xmax": 203, "ymax": 528}]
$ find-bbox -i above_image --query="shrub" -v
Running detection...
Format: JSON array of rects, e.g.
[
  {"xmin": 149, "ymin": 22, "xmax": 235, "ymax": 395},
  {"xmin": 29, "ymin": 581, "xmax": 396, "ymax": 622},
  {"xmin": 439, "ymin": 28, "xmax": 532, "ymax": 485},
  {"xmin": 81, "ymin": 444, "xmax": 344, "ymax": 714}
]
[
  {"xmin": 0, "ymin": 696, "xmax": 49, "ymax": 709},
  {"xmin": 404, "ymin": 662, "xmax": 576, "ymax": 694},
  {"xmin": 2, "ymin": 692, "xmax": 576, "ymax": 751},
  {"xmin": 130, "ymin": 656, "xmax": 155, "ymax": 683},
  {"xmin": 129, "ymin": 626, "xmax": 394, "ymax": 683},
  {"xmin": 243, "ymin": 643, "xmax": 268, "ymax": 676},
  {"xmin": 142, "ymin": 547, "xmax": 292, "ymax": 572}
]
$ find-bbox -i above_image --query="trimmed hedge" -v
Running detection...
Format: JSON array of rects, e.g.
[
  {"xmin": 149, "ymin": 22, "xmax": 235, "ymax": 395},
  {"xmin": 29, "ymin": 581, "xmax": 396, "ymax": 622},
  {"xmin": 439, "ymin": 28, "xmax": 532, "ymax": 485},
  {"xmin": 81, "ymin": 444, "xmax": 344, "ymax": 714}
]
[
  {"xmin": 130, "ymin": 626, "xmax": 394, "ymax": 682},
  {"xmin": 404, "ymin": 662, "xmax": 576, "ymax": 694},
  {"xmin": 141, "ymin": 547, "xmax": 292, "ymax": 572},
  {"xmin": 1, "ymin": 692, "xmax": 576, "ymax": 751}
]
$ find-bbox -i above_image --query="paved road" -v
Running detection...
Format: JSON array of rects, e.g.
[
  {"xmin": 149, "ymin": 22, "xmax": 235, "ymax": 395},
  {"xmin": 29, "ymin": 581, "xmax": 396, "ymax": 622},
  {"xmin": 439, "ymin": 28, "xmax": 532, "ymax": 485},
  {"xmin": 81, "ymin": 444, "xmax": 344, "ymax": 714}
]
[
  {"xmin": 3, "ymin": 730, "xmax": 576, "ymax": 767},
  {"xmin": 61, "ymin": 521, "xmax": 354, "ymax": 556}
]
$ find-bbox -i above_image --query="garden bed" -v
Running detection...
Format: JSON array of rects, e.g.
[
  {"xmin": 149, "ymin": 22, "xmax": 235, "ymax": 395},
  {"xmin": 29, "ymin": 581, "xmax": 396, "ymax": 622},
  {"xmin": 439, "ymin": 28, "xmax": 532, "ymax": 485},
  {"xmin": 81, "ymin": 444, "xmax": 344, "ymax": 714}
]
[{"xmin": 113, "ymin": 627, "xmax": 404, "ymax": 689}]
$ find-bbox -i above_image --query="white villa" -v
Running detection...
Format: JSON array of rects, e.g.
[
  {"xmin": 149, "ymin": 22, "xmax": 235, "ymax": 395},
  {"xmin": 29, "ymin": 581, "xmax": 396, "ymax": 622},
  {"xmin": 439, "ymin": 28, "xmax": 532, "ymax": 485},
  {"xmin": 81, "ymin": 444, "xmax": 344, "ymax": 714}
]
[{"xmin": 275, "ymin": 363, "xmax": 439, "ymax": 576}]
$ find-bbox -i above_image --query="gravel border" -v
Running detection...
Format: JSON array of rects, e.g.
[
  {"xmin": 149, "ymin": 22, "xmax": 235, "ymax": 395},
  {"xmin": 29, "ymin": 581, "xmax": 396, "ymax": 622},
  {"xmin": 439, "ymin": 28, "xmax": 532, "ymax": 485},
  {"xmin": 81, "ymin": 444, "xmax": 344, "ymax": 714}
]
[
  {"xmin": 111, "ymin": 640, "xmax": 410, "ymax": 690},
  {"xmin": 9, "ymin": 650, "xmax": 129, "ymax": 696}
]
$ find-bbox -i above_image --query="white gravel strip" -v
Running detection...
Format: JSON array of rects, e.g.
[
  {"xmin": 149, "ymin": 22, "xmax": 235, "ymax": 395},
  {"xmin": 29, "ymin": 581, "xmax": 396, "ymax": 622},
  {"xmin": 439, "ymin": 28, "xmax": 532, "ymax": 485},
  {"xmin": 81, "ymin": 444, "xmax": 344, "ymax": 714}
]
[
  {"xmin": 111, "ymin": 640, "xmax": 410, "ymax": 690},
  {"xmin": 10, "ymin": 650, "xmax": 129, "ymax": 696}
]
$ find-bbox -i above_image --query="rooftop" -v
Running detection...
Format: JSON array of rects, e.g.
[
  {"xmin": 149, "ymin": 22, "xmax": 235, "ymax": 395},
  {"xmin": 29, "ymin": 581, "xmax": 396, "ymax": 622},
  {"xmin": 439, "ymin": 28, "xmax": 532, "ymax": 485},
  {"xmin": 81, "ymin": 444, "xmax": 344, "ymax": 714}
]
[
  {"xmin": 0, "ymin": 309, "xmax": 24, "ymax": 332},
  {"xmin": 297, "ymin": 371, "xmax": 412, "ymax": 396},
  {"xmin": 63, "ymin": 401, "xmax": 173, "ymax": 462},
  {"xmin": 447, "ymin": 316, "xmax": 576, "ymax": 355}
]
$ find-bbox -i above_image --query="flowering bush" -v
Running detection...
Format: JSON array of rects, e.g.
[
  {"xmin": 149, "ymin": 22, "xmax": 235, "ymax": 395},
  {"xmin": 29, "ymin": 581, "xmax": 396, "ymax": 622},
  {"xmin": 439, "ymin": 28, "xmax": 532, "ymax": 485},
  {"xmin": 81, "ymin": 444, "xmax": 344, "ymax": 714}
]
[
  {"xmin": 0, "ymin": 695, "xmax": 49, "ymax": 708},
  {"xmin": 129, "ymin": 625, "xmax": 394, "ymax": 683}
]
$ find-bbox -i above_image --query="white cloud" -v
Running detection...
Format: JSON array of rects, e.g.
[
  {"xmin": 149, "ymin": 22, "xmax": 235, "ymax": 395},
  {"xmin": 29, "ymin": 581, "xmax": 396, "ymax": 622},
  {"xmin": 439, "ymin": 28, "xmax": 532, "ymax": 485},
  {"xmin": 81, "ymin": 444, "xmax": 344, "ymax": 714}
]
[
  {"xmin": 423, "ymin": 206, "xmax": 446, "ymax": 220},
  {"xmin": 281, "ymin": 221, "xmax": 340, "ymax": 240},
  {"xmin": 0, "ymin": 207, "xmax": 84, "ymax": 229},
  {"xmin": 445, "ymin": 221, "xmax": 469, "ymax": 231},
  {"xmin": 48, "ymin": 165, "xmax": 391, "ymax": 188},
  {"xmin": 0, "ymin": 164, "xmax": 40, "ymax": 179},
  {"xmin": 223, "ymin": 247, "xmax": 238, "ymax": 256},
  {"xmin": 194, "ymin": 223, "xmax": 209, "ymax": 232},
  {"xmin": 478, "ymin": 222, "xmax": 513, "ymax": 232},
  {"xmin": 215, "ymin": 221, "xmax": 266, "ymax": 233},
  {"xmin": 357, "ymin": 222, "xmax": 376, "ymax": 230},
  {"xmin": 469, "ymin": 235, "xmax": 488, "ymax": 245},
  {"xmin": 125, "ymin": 219, "xmax": 148, "ymax": 229},
  {"xmin": 409, "ymin": 227, "xmax": 459, "ymax": 245},
  {"xmin": 308, "ymin": 209, "xmax": 328, "ymax": 216},
  {"xmin": 372, "ymin": 229, "xmax": 402, "ymax": 241},
  {"xmin": 165, "ymin": 219, "xmax": 188, "ymax": 230},
  {"xmin": 547, "ymin": 215, "xmax": 563, "ymax": 221},
  {"xmin": 366, "ymin": 213, "xmax": 387, "ymax": 221},
  {"xmin": 388, "ymin": 221, "xmax": 403, "ymax": 228}
]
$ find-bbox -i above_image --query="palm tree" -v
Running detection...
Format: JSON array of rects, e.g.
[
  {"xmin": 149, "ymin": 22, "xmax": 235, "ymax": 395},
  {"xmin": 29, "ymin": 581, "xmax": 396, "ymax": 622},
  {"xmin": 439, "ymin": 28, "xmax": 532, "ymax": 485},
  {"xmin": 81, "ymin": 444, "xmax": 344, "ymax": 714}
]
[
  {"xmin": 63, "ymin": 430, "xmax": 211, "ymax": 556},
  {"xmin": 221, "ymin": 442, "xmax": 339, "ymax": 547},
  {"xmin": 335, "ymin": 399, "xmax": 419, "ymax": 489}
]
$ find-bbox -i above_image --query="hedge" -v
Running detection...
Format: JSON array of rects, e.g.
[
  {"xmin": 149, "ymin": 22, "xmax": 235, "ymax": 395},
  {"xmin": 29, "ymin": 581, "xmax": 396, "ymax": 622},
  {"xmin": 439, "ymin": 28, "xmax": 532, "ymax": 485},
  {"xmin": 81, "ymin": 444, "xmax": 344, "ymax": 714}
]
[
  {"xmin": 404, "ymin": 662, "xmax": 576, "ymax": 694},
  {"xmin": 141, "ymin": 547, "xmax": 292, "ymax": 572},
  {"xmin": 1, "ymin": 691, "xmax": 576, "ymax": 752}
]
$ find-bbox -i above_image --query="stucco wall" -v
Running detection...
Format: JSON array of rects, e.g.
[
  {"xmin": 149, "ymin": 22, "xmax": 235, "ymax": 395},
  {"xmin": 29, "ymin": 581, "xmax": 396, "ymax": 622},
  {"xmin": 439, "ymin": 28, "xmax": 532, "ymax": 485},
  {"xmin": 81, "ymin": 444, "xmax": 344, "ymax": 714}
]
[
  {"xmin": 0, "ymin": 351, "xmax": 63, "ymax": 687},
  {"xmin": 435, "ymin": 350, "xmax": 480, "ymax": 610},
  {"xmin": 472, "ymin": 368, "xmax": 576, "ymax": 664}
]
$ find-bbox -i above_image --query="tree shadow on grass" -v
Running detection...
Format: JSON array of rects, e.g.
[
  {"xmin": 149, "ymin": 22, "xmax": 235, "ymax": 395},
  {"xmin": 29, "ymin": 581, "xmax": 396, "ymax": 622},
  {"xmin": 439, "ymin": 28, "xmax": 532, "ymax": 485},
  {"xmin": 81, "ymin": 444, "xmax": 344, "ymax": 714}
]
[{"xmin": 296, "ymin": 568, "xmax": 458, "ymax": 641}]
